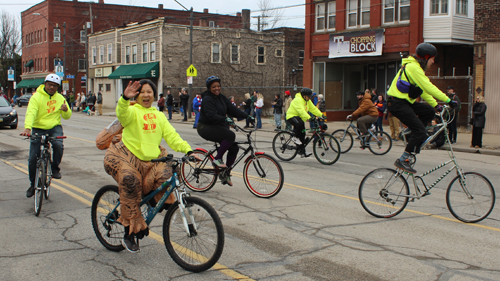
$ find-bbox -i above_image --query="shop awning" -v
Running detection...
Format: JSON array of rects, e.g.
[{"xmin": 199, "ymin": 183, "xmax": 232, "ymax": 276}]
[
  {"xmin": 108, "ymin": 62, "xmax": 159, "ymax": 79},
  {"xmin": 24, "ymin": 60, "xmax": 34, "ymax": 68},
  {"xmin": 17, "ymin": 78, "xmax": 45, "ymax": 88}
]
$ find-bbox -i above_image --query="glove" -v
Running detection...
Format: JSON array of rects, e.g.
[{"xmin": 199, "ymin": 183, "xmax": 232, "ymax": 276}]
[
  {"xmin": 435, "ymin": 105, "xmax": 443, "ymax": 112},
  {"xmin": 321, "ymin": 114, "xmax": 327, "ymax": 119},
  {"xmin": 225, "ymin": 117, "xmax": 234, "ymax": 126},
  {"xmin": 308, "ymin": 117, "xmax": 316, "ymax": 122},
  {"xmin": 247, "ymin": 115, "xmax": 255, "ymax": 124},
  {"xmin": 448, "ymin": 100, "xmax": 458, "ymax": 108},
  {"xmin": 346, "ymin": 115, "xmax": 352, "ymax": 120}
]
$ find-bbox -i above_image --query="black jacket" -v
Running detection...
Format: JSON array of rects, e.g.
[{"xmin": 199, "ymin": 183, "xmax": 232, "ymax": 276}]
[
  {"xmin": 199, "ymin": 90, "xmax": 248, "ymax": 125},
  {"xmin": 166, "ymin": 94, "xmax": 173, "ymax": 106},
  {"xmin": 273, "ymin": 98, "xmax": 283, "ymax": 114},
  {"xmin": 179, "ymin": 93, "xmax": 190, "ymax": 107},
  {"xmin": 472, "ymin": 102, "xmax": 487, "ymax": 128},
  {"xmin": 87, "ymin": 95, "xmax": 96, "ymax": 105},
  {"xmin": 431, "ymin": 126, "xmax": 445, "ymax": 147}
]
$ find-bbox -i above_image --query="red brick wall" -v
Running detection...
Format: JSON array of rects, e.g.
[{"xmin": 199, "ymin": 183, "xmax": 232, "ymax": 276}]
[{"xmin": 475, "ymin": 0, "xmax": 500, "ymax": 42}]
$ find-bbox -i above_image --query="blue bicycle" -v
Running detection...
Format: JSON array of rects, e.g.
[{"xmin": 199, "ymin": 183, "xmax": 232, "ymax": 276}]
[{"xmin": 91, "ymin": 155, "xmax": 224, "ymax": 272}]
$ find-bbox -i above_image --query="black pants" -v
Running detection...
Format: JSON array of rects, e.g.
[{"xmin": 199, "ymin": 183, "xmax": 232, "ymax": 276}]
[
  {"xmin": 387, "ymin": 98, "xmax": 435, "ymax": 154},
  {"xmin": 447, "ymin": 116, "xmax": 457, "ymax": 143},
  {"xmin": 288, "ymin": 116, "xmax": 305, "ymax": 143},
  {"xmin": 197, "ymin": 122, "xmax": 239, "ymax": 162},
  {"xmin": 182, "ymin": 104, "xmax": 188, "ymax": 120},
  {"xmin": 471, "ymin": 126, "xmax": 483, "ymax": 148}
]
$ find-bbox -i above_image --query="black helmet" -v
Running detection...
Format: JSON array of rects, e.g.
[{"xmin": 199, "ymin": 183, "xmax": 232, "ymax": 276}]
[
  {"xmin": 206, "ymin": 76, "xmax": 221, "ymax": 89},
  {"xmin": 416, "ymin": 43, "xmax": 437, "ymax": 60},
  {"xmin": 301, "ymin": 87, "xmax": 312, "ymax": 96},
  {"xmin": 356, "ymin": 91, "xmax": 364, "ymax": 97}
]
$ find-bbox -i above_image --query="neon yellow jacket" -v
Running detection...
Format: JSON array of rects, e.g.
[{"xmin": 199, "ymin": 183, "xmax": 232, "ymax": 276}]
[
  {"xmin": 24, "ymin": 85, "xmax": 72, "ymax": 130},
  {"xmin": 387, "ymin": 56, "xmax": 450, "ymax": 107},
  {"xmin": 117, "ymin": 96, "xmax": 192, "ymax": 161},
  {"xmin": 286, "ymin": 93, "xmax": 323, "ymax": 121}
]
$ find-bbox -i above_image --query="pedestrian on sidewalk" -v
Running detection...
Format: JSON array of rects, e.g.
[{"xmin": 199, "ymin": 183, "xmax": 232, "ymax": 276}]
[
  {"xmin": 255, "ymin": 92, "xmax": 264, "ymax": 129},
  {"xmin": 284, "ymin": 90, "xmax": 293, "ymax": 130},
  {"xmin": 471, "ymin": 95, "xmax": 487, "ymax": 148},
  {"xmin": 157, "ymin": 93, "xmax": 165, "ymax": 112},
  {"xmin": 166, "ymin": 90, "xmax": 173, "ymax": 120},
  {"xmin": 446, "ymin": 86, "xmax": 461, "ymax": 144},
  {"xmin": 374, "ymin": 94, "xmax": 387, "ymax": 132},
  {"xmin": 272, "ymin": 94, "xmax": 283, "ymax": 131},
  {"xmin": 242, "ymin": 93, "xmax": 252, "ymax": 128},
  {"xmin": 193, "ymin": 93, "xmax": 202, "ymax": 128},
  {"xmin": 97, "ymin": 92, "xmax": 103, "ymax": 116},
  {"xmin": 180, "ymin": 88, "xmax": 189, "ymax": 121},
  {"xmin": 386, "ymin": 111, "xmax": 401, "ymax": 141}
]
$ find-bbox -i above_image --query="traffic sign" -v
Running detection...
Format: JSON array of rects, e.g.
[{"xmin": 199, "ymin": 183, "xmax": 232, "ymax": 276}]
[
  {"xmin": 186, "ymin": 64, "xmax": 197, "ymax": 77},
  {"xmin": 66, "ymin": 75, "xmax": 75, "ymax": 79}
]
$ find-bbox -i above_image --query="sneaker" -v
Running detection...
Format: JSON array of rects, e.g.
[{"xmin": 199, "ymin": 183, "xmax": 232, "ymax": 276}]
[
  {"xmin": 274, "ymin": 128, "xmax": 281, "ymax": 132},
  {"xmin": 52, "ymin": 172, "xmax": 61, "ymax": 179},
  {"xmin": 122, "ymin": 235, "xmax": 140, "ymax": 253},
  {"xmin": 213, "ymin": 159, "xmax": 227, "ymax": 169},
  {"xmin": 394, "ymin": 159, "xmax": 417, "ymax": 174},
  {"xmin": 220, "ymin": 174, "xmax": 233, "ymax": 186},
  {"xmin": 301, "ymin": 153, "xmax": 312, "ymax": 158},
  {"xmin": 291, "ymin": 137, "xmax": 301, "ymax": 145},
  {"xmin": 26, "ymin": 186, "xmax": 35, "ymax": 198}
]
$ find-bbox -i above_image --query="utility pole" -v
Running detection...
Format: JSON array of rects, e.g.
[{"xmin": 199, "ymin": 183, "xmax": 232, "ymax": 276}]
[
  {"xmin": 63, "ymin": 22, "xmax": 67, "ymax": 81},
  {"xmin": 13, "ymin": 43, "xmax": 17, "ymax": 95},
  {"xmin": 188, "ymin": 7, "xmax": 193, "ymax": 116},
  {"xmin": 84, "ymin": 24, "xmax": 88, "ymax": 93}
]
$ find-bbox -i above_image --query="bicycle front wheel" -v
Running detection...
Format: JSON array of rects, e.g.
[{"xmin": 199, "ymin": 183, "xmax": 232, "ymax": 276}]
[
  {"xmin": 359, "ymin": 168, "xmax": 410, "ymax": 218},
  {"xmin": 163, "ymin": 196, "xmax": 224, "ymax": 272},
  {"xmin": 91, "ymin": 185, "xmax": 125, "ymax": 252},
  {"xmin": 332, "ymin": 129, "xmax": 353, "ymax": 153},
  {"xmin": 367, "ymin": 131, "xmax": 392, "ymax": 155},
  {"xmin": 181, "ymin": 149, "xmax": 217, "ymax": 192},
  {"xmin": 243, "ymin": 154, "xmax": 284, "ymax": 198},
  {"xmin": 34, "ymin": 160, "xmax": 46, "ymax": 216},
  {"xmin": 313, "ymin": 134, "xmax": 341, "ymax": 165},
  {"xmin": 272, "ymin": 131, "xmax": 298, "ymax": 161},
  {"xmin": 446, "ymin": 172, "xmax": 495, "ymax": 223},
  {"xmin": 44, "ymin": 153, "xmax": 52, "ymax": 199}
]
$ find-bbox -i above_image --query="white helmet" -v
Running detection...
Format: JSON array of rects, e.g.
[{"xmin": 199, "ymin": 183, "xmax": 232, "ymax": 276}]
[
  {"xmin": 318, "ymin": 94, "xmax": 324, "ymax": 99},
  {"xmin": 45, "ymin": 74, "xmax": 61, "ymax": 85}
]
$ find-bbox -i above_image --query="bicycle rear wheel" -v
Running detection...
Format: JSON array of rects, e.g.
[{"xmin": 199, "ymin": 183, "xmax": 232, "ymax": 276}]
[
  {"xmin": 367, "ymin": 131, "xmax": 392, "ymax": 155},
  {"xmin": 163, "ymin": 196, "xmax": 224, "ymax": 272},
  {"xmin": 446, "ymin": 172, "xmax": 495, "ymax": 223},
  {"xmin": 181, "ymin": 149, "xmax": 217, "ymax": 192},
  {"xmin": 91, "ymin": 185, "xmax": 125, "ymax": 252},
  {"xmin": 359, "ymin": 168, "xmax": 410, "ymax": 218},
  {"xmin": 243, "ymin": 154, "xmax": 284, "ymax": 198},
  {"xmin": 272, "ymin": 131, "xmax": 298, "ymax": 161},
  {"xmin": 34, "ymin": 160, "xmax": 45, "ymax": 216},
  {"xmin": 313, "ymin": 133, "xmax": 341, "ymax": 165},
  {"xmin": 332, "ymin": 129, "xmax": 353, "ymax": 153}
]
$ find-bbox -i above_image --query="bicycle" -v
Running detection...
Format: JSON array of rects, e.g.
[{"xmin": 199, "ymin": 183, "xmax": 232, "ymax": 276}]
[
  {"xmin": 358, "ymin": 105, "xmax": 495, "ymax": 223},
  {"xmin": 91, "ymin": 155, "xmax": 224, "ymax": 272},
  {"xmin": 272, "ymin": 117, "xmax": 341, "ymax": 165},
  {"xmin": 332, "ymin": 120, "xmax": 392, "ymax": 155},
  {"xmin": 181, "ymin": 123, "xmax": 284, "ymax": 198},
  {"xmin": 26, "ymin": 133, "xmax": 66, "ymax": 216}
]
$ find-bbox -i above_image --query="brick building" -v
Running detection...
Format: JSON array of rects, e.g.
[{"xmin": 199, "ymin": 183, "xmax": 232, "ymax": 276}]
[
  {"xmin": 20, "ymin": 0, "xmax": 248, "ymax": 94},
  {"xmin": 88, "ymin": 18, "xmax": 298, "ymax": 112},
  {"xmin": 474, "ymin": 0, "xmax": 500, "ymax": 134},
  {"xmin": 304, "ymin": 0, "xmax": 474, "ymax": 122}
]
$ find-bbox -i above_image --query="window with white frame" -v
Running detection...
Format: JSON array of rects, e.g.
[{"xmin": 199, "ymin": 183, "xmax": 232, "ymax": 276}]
[
  {"xmin": 209, "ymin": 21, "xmax": 215, "ymax": 28},
  {"xmin": 257, "ymin": 46, "xmax": 265, "ymax": 64},
  {"xmin": 299, "ymin": 50, "xmax": 304, "ymax": 66},
  {"xmin": 125, "ymin": 46, "xmax": 130, "ymax": 64},
  {"xmin": 150, "ymin": 41, "xmax": 156, "ymax": 61},
  {"xmin": 92, "ymin": 47, "xmax": 96, "ymax": 65},
  {"xmin": 132, "ymin": 45, "xmax": 137, "ymax": 63},
  {"xmin": 231, "ymin": 44, "xmax": 239, "ymax": 63},
  {"xmin": 99, "ymin": 45, "xmax": 104, "ymax": 63},
  {"xmin": 431, "ymin": 0, "xmax": 448, "ymax": 14},
  {"xmin": 107, "ymin": 44, "xmax": 112, "ymax": 62},
  {"xmin": 54, "ymin": 28, "xmax": 61, "ymax": 42},
  {"xmin": 142, "ymin": 43, "xmax": 148, "ymax": 62},
  {"xmin": 276, "ymin": 49, "xmax": 283, "ymax": 57},
  {"xmin": 212, "ymin": 43, "xmax": 221, "ymax": 63},
  {"xmin": 456, "ymin": 0, "xmax": 468, "ymax": 16},
  {"xmin": 80, "ymin": 30, "xmax": 86, "ymax": 43},
  {"xmin": 328, "ymin": 1, "xmax": 337, "ymax": 30},
  {"xmin": 347, "ymin": 0, "xmax": 370, "ymax": 28},
  {"xmin": 384, "ymin": 0, "xmax": 410, "ymax": 24},
  {"xmin": 316, "ymin": 3, "xmax": 325, "ymax": 31}
]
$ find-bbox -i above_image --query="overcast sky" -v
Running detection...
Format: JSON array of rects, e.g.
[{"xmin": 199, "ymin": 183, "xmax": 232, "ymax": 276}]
[{"xmin": 2, "ymin": 0, "xmax": 306, "ymax": 29}]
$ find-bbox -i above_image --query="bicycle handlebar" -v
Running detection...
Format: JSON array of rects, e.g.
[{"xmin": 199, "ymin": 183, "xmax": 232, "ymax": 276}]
[
  {"xmin": 22, "ymin": 133, "xmax": 67, "ymax": 141},
  {"xmin": 151, "ymin": 154, "xmax": 195, "ymax": 163}
]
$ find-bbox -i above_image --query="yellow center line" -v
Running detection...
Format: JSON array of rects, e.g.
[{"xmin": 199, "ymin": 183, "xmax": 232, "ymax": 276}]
[
  {"xmin": 66, "ymin": 135, "xmax": 96, "ymax": 143},
  {"xmin": 2, "ymin": 159, "xmax": 254, "ymax": 280}
]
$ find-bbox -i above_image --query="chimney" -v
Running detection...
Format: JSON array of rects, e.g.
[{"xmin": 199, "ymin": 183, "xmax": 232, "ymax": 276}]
[
  {"xmin": 158, "ymin": 4, "xmax": 163, "ymax": 9},
  {"xmin": 73, "ymin": 0, "xmax": 78, "ymax": 2},
  {"xmin": 98, "ymin": 0, "xmax": 104, "ymax": 3},
  {"xmin": 241, "ymin": 9, "xmax": 250, "ymax": 29},
  {"xmin": 237, "ymin": 12, "xmax": 241, "ymax": 17},
  {"xmin": 203, "ymin": 8, "xmax": 209, "ymax": 13}
]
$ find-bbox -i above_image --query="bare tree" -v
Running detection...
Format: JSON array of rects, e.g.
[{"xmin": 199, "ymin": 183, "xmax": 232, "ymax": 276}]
[
  {"xmin": 257, "ymin": 0, "xmax": 285, "ymax": 30},
  {"xmin": 0, "ymin": 11, "xmax": 21, "ymax": 59}
]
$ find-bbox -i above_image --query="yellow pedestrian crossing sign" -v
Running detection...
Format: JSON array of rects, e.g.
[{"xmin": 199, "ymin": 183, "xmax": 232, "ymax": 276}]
[{"xmin": 186, "ymin": 64, "xmax": 197, "ymax": 77}]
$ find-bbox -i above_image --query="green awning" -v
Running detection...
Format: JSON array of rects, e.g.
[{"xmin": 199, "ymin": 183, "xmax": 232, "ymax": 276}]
[
  {"xmin": 108, "ymin": 62, "xmax": 159, "ymax": 79},
  {"xmin": 24, "ymin": 60, "xmax": 34, "ymax": 67},
  {"xmin": 17, "ymin": 78, "xmax": 45, "ymax": 88}
]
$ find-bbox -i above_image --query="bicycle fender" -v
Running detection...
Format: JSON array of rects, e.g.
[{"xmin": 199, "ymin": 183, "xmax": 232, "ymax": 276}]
[
  {"xmin": 195, "ymin": 148, "xmax": 214, "ymax": 160},
  {"xmin": 244, "ymin": 152, "xmax": 265, "ymax": 163}
]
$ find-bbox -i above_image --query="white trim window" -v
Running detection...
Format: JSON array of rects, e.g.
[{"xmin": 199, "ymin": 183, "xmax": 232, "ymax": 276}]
[
  {"xmin": 431, "ymin": 0, "xmax": 448, "ymax": 14},
  {"xmin": 107, "ymin": 43, "xmax": 112, "ymax": 63},
  {"xmin": 150, "ymin": 41, "xmax": 156, "ymax": 61},
  {"xmin": 347, "ymin": 0, "xmax": 371, "ymax": 28},
  {"xmin": 125, "ymin": 46, "xmax": 131, "ymax": 64},
  {"xmin": 316, "ymin": 3, "xmax": 326, "ymax": 31},
  {"xmin": 132, "ymin": 45, "xmax": 137, "ymax": 63},
  {"xmin": 54, "ymin": 28, "xmax": 61, "ymax": 42},
  {"xmin": 80, "ymin": 30, "xmax": 86, "ymax": 43},
  {"xmin": 456, "ymin": 0, "xmax": 468, "ymax": 16},
  {"xmin": 257, "ymin": 46, "xmax": 265, "ymax": 64},
  {"xmin": 231, "ymin": 44, "xmax": 239, "ymax": 64},
  {"xmin": 142, "ymin": 43, "xmax": 148, "ymax": 63},
  {"xmin": 92, "ymin": 47, "xmax": 97, "ymax": 65},
  {"xmin": 99, "ymin": 45, "xmax": 104, "ymax": 64},
  {"xmin": 299, "ymin": 50, "xmax": 304, "ymax": 66},
  {"xmin": 211, "ymin": 43, "xmax": 221, "ymax": 63},
  {"xmin": 276, "ymin": 49, "xmax": 283, "ymax": 57},
  {"xmin": 384, "ymin": 0, "xmax": 410, "ymax": 24},
  {"xmin": 328, "ymin": 1, "xmax": 337, "ymax": 30}
]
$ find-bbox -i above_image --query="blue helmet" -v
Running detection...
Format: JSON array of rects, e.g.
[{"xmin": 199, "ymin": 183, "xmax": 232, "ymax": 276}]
[{"xmin": 206, "ymin": 76, "xmax": 221, "ymax": 89}]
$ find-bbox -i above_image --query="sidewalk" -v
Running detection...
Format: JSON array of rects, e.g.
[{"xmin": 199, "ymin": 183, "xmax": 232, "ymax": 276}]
[{"xmin": 100, "ymin": 107, "xmax": 500, "ymax": 156}]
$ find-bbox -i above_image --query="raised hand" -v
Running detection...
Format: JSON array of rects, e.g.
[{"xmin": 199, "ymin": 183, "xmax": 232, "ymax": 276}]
[{"xmin": 123, "ymin": 80, "xmax": 141, "ymax": 99}]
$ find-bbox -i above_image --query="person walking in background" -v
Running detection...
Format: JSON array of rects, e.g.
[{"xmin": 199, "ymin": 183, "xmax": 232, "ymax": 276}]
[
  {"xmin": 97, "ymin": 92, "xmax": 103, "ymax": 116},
  {"xmin": 157, "ymin": 93, "xmax": 165, "ymax": 112},
  {"xmin": 272, "ymin": 94, "xmax": 283, "ymax": 131},
  {"xmin": 374, "ymin": 95, "xmax": 387, "ymax": 132},
  {"xmin": 386, "ymin": 111, "xmax": 401, "ymax": 141},
  {"xmin": 180, "ymin": 88, "xmax": 189, "ymax": 121},
  {"xmin": 229, "ymin": 96, "xmax": 236, "ymax": 107},
  {"xmin": 242, "ymin": 93, "xmax": 252, "ymax": 128},
  {"xmin": 166, "ymin": 90, "xmax": 173, "ymax": 120},
  {"xmin": 69, "ymin": 91, "xmax": 75, "ymax": 111},
  {"xmin": 371, "ymin": 89, "xmax": 379, "ymax": 103},
  {"xmin": 284, "ymin": 90, "xmax": 293, "ymax": 130},
  {"xmin": 309, "ymin": 92, "xmax": 319, "ymax": 129},
  {"xmin": 251, "ymin": 91, "xmax": 258, "ymax": 118},
  {"xmin": 446, "ymin": 86, "xmax": 461, "ymax": 144},
  {"xmin": 192, "ymin": 93, "xmax": 202, "ymax": 129},
  {"xmin": 471, "ymin": 95, "xmax": 487, "ymax": 148},
  {"xmin": 75, "ymin": 92, "xmax": 81, "ymax": 112},
  {"xmin": 80, "ymin": 92, "xmax": 87, "ymax": 111},
  {"xmin": 255, "ymin": 92, "xmax": 264, "ymax": 129}
]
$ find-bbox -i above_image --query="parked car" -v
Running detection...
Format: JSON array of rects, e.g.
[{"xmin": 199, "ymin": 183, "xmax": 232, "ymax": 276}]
[
  {"xmin": 17, "ymin": 94, "xmax": 32, "ymax": 107},
  {"xmin": 0, "ymin": 96, "xmax": 18, "ymax": 129}
]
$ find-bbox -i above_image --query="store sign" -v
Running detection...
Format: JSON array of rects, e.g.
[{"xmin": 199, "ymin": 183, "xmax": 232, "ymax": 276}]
[
  {"xmin": 329, "ymin": 29, "xmax": 384, "ymax": 58},
  {"xmin": 7, "ymin": 67, "xmax": 14, "ymax": 81}
]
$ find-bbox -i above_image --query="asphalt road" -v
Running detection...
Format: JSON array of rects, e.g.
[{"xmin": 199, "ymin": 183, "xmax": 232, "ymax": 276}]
[{"xmin": 1, "ymin": 107, "xmax": 499, "ymax": 281}]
